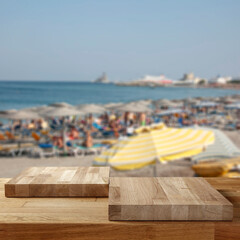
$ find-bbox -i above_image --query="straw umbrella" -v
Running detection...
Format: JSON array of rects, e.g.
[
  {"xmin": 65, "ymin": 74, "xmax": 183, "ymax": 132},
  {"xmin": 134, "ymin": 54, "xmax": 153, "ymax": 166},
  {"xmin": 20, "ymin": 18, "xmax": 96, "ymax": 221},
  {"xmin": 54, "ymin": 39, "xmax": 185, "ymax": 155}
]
[
  {"xmin": 153, "ymin": 99, "xmax": 182, "ymax": 108},
  {"xmin": 5, "ymin": 110, "xmax": 41, "ymax": 120},
  {"xmin": 76, "ymin": 104, "xmax": 107, "ymax": 114},
  {"xmin": 130, "ymin": 99, "xmax": 152, "ymax": 106},
  {"xmin": 49, "ymin": 102, "xmax": 73, "ymax": 108},
  {"xmin": 41, "ymin": 106, "xmax": 84, "ymax": 118},
  {"xmin": 104, "ymin": 102, "xmax": 123, "ymax": 110},
  {"xmin": 194, "ymin": 101, "xmax": 218, "ymax": 108},
  {"xmin": 183, "ymin": 98, "xmax": 200, "ymax": 106},
  {"xmin": 225, "ymin": 103, "xmax": 240, "ymax": 110},
  {"xmin": 114, "ymin": 102, "xmax": 153, "ymax": 113},
  {"xmin": 157, "ymin": 108, "xmax": 189, "ymax": 116},
  {"xmin": 21, "ymin": 105, "xmax": 50, "ymax": 113},
  {"xmin": 0, "ymin": 109, "xmax": 17, "ymax": 118}
]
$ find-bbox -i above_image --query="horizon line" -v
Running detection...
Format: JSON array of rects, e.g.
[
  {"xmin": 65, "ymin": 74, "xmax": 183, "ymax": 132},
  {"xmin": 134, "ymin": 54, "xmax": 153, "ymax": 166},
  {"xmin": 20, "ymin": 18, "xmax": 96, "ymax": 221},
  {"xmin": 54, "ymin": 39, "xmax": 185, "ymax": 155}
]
[{"xmin": 0, "ymin": 79, "xmax": 95, "ymax": 82}]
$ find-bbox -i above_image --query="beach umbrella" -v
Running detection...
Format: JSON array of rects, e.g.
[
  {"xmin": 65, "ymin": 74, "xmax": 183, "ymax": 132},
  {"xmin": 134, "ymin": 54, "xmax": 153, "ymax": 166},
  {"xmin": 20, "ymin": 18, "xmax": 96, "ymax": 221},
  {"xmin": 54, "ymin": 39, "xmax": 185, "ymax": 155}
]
[
  {"xmin": 221, "ymin": 95, "xmax": 239, "ymax": 102},
  {"xmin": 1, "ymin": 110, "xmax": 41, "ymax": 120},
  {"xmin": 157, "ymin": 108, "xmax": 189, "ymax": 116},
  {"xmin": 154, "ymin": 99, "xmax": 171, "ymax": 105},
  {"xmin": 0, "ymin": 109, "xmax": 17, "ymax": 118},
  {"xmin": 41, "ymin": 106, "xmax": 84, "ymax": 118},
  {"xmin": 33, "ymin": 106, "xmax": 57, "ymax": 115},
  {"xmin": 49, "ymin": 102, "xmax": 73, "ymax": 108},
  {"xmin": 76, "ymin": 104, "xmax": 106, "ymax": 114},
  {"xmin": 192, "ymin": 128, "xmax": 240, "ymax": 163},
  {"xmin": 94, "ymin": 127, "xmax": 214, "ymax": 172},
  {"xmin": 153, "ymin": 99, "xmax": 181, "ymax": 108},
  {"xmin": 21, "ymin": 105, "xmax": 51, "ymax": 113},
  {"xmin": 225, "ymin": 103, "xmax": 240, "ymax": 110},
  {"xmin": 184, "ymin": 98, "xmax": 200, "ymax": 105},
  {"xmin": 114, "ymin": 102, "xmax": 153, "ymax": 113},
  {"xmin": 130, "ymin": 99, "xmax": 152, "ymax": 106},
  {"xmin": 194, "ymin": 101, "xmax": 218, "ymax": 108},
  {"xmin": 104, "ymin": 102, "xmax": 123, "ymax": 110}
]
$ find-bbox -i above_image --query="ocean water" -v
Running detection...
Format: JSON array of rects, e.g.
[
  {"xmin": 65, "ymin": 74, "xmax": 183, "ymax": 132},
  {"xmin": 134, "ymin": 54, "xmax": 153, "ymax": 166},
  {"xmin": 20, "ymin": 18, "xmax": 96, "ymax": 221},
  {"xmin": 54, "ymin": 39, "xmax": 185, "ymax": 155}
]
[{"xmin": 0, "ymin": 81, "xmax": 239, "ymax": 110}]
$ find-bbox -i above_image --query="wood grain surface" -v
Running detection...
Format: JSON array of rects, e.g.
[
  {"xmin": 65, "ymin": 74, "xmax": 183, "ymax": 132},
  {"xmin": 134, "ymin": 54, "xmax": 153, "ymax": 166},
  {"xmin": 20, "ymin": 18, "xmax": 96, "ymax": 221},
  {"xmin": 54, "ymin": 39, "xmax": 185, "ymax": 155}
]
[
  {"xmin": 5, "ymin": 167, "xmax": 110, "ymax": 197},
  {"xmin": 109, "ymin": 177, "xmax": 233, "ymax": 221},
  {"xmin": 0, "ymin": 178, "xmax": 240, "ymax": 240}
]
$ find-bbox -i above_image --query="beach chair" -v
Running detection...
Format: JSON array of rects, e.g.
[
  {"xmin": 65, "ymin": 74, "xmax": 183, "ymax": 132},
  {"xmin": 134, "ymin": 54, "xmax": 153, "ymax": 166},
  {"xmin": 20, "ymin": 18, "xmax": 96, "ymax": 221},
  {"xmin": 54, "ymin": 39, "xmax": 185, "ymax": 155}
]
[
  {"xmin": 0, "ymin": 144, "xmax": 20, "ymax": 156},
  {"xmin": 31, "ymin": 132, "xmax": 41, "ymax": 142},
  {"xmin": 40, "ymin": 130, "xmax": 49, "ymax": 135},
  {"xmin": 32, "ymin": 143, "xmax": 57, "ymax": 158},
  {"xmin": 0, "ymin": 133, "xmax": 6, "ymax": 141},
  {"xmin": 0, "ymin": 143, "xmax": 34, "ymax": 157},
  {"xmin": 5, "ymin": 131, "xmax": 18, "ymax": 141},
  {"xmin": 92, "ymin": 123, "xmax": 114, "ymax": 138},
  {"xmin": 0, "ymin": 145, "xmax": 15, "ymax": 156},
  {"xmin": 92, "ymin": 122, "xmax": 104, "ymax": 131},
  {"xmin": 73, "ymin": 143, "xmax": 107, "ymax": 156},
  {"xmin": 102, "ymin": 130, "xmax": 114, "ymax": 138},
  {"xmin": 67, "ymin": 145, "xmax": 83, "ymax": 157}
]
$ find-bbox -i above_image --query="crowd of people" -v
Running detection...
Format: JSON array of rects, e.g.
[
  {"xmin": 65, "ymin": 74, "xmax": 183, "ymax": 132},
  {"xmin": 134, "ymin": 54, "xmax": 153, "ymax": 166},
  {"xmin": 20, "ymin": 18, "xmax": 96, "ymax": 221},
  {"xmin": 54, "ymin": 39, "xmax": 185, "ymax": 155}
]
[{"xmin": 1, "ymin": 96, "xmax": 240, "ymax": 154}]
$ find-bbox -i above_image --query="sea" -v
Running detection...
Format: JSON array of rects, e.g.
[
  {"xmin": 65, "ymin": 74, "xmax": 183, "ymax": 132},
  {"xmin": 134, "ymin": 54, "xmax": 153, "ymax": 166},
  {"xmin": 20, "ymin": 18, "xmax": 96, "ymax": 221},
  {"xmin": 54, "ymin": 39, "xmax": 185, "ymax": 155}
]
[{"xmin": 0, "ymin": 81, "xmax": 239, "ymax": 110}]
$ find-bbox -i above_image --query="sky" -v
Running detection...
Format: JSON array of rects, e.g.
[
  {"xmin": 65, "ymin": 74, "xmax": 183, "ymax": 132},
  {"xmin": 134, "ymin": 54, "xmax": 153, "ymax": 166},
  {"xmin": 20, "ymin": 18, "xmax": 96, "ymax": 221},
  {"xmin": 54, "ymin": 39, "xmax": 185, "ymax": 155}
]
[{"xmin": 0, "ymin": 0, "xmax": 240, "ymax": 81}]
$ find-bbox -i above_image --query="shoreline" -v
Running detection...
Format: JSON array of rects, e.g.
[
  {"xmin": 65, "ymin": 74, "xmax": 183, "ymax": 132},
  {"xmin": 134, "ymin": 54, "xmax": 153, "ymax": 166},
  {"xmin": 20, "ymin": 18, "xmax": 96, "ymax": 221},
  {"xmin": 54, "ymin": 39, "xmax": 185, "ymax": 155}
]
[
  {"xmin": 0, "ymin": 92, "xmax": 239, "ymax": 113},
  {"xmin": 115, "ymin": 82, "xmax": 240, "ymax": 90}
]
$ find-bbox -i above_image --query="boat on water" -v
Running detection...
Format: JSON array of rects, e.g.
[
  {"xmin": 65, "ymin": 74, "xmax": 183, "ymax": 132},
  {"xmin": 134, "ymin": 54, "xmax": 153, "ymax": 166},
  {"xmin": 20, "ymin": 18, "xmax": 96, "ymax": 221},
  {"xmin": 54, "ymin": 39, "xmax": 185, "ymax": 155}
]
[{"xmin": 93, "ymin": 72, "xmax": 109, "ymax": 84}]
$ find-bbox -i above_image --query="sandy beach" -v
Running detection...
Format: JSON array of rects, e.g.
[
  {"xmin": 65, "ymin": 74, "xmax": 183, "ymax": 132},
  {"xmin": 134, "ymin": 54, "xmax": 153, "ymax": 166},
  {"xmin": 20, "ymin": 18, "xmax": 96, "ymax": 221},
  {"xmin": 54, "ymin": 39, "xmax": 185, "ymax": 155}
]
[{"xmin": 1, "ymin": 130, "xmax": 239, "ymax": 178}]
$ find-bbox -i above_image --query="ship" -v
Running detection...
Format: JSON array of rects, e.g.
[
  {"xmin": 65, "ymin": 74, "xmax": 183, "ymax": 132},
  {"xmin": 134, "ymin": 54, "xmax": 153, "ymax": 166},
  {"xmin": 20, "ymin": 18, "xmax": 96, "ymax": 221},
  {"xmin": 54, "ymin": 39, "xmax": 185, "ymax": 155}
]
[{"xmin": 93, "ymin": 72, "xmax": 109, "ymax": 83}]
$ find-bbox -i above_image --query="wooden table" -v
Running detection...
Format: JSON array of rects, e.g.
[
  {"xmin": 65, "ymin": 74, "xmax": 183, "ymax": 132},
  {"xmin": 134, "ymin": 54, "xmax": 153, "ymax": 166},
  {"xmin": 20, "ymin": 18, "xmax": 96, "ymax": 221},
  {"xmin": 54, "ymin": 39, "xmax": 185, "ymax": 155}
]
[{"xmin": 0, "ymin": 178, "xmax": 240, "ymax": 240}]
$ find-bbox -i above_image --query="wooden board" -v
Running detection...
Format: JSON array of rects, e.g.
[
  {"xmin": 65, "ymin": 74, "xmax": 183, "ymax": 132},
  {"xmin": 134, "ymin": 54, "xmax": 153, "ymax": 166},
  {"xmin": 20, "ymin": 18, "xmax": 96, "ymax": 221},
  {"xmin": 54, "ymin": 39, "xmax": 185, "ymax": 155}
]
[
  {"xmin": 0, "ymin": 178, "xmax": 240, "ymax": 240},
  {"xmin": 109, "ymin": 177, "xmax": 233, "ymax": 221},
  {"xmin": 5, "ymin": 167, "xmax": 109, "ymax": 197}
]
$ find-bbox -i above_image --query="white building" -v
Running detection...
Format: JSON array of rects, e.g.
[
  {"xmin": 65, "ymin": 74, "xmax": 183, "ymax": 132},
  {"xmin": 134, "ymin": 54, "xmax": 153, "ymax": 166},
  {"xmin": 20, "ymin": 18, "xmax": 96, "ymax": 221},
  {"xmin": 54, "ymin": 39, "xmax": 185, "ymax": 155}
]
[
  {"xmin": 137, "ymin": 75, "xmax": 173, "ymax": 85},
  {"xmin": 208, "ymin": 76, "xmax": 232, "ymax": 84}
]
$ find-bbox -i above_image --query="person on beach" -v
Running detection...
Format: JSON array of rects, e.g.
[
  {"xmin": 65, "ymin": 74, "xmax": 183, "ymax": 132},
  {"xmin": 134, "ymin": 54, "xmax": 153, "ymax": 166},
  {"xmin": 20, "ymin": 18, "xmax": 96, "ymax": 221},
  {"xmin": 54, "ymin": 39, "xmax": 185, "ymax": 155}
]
[
  {"xmin": 68, "ymin": 126, "xmax": 79, "ymax": 140},
  {"xmin": 82, "ymin": 130, "xmax": 93, "ymax": 148},
  {"xmin": 87, "ymin": 114, "xmax": 93, "ymax": 128},
  {"xmin": 109, "ymin": 119, "xmax": 120, "ymax": 138},
  {"xmin": 124, "ymin": 112, "xmax": 129, "ymax": 125},
  {"xmin": 28, "ymin": 120, "xmax": 36, "ymax": 130},
  {"xmin": 53, "ymin": 136, "xmax": 64, "ymax": 149},
  {"xmin": 140, "ymin": 112, "xmax": 146, "ymax": 126},
  {"xmin": 12, "ymin": 120, "xmax": 22, "ymax": 131},
  {"xmin": 126, "ymin": 120, "xmax": 134, "ymax": 136}
]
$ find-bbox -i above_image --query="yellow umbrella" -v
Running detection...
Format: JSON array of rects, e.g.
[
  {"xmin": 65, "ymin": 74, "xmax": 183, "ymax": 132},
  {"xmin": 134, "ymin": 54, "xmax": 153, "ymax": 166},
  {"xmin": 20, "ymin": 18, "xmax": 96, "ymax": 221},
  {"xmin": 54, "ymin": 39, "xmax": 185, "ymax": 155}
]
[{"xmin": 94, "ymin": 126, "xmax": 214, "ymax": 170}]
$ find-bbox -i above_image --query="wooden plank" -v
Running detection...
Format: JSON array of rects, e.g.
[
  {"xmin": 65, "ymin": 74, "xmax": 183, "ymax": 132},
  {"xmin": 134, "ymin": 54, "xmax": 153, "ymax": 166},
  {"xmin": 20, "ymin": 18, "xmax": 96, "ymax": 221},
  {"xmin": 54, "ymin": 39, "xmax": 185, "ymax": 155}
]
[
  {"xmin": 5, "ymin": 167, "xmax": 110, "ymax": 197},
  {"xmin": 109, "ymin": 177, "xmax": 233, "ymax": 221}
]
